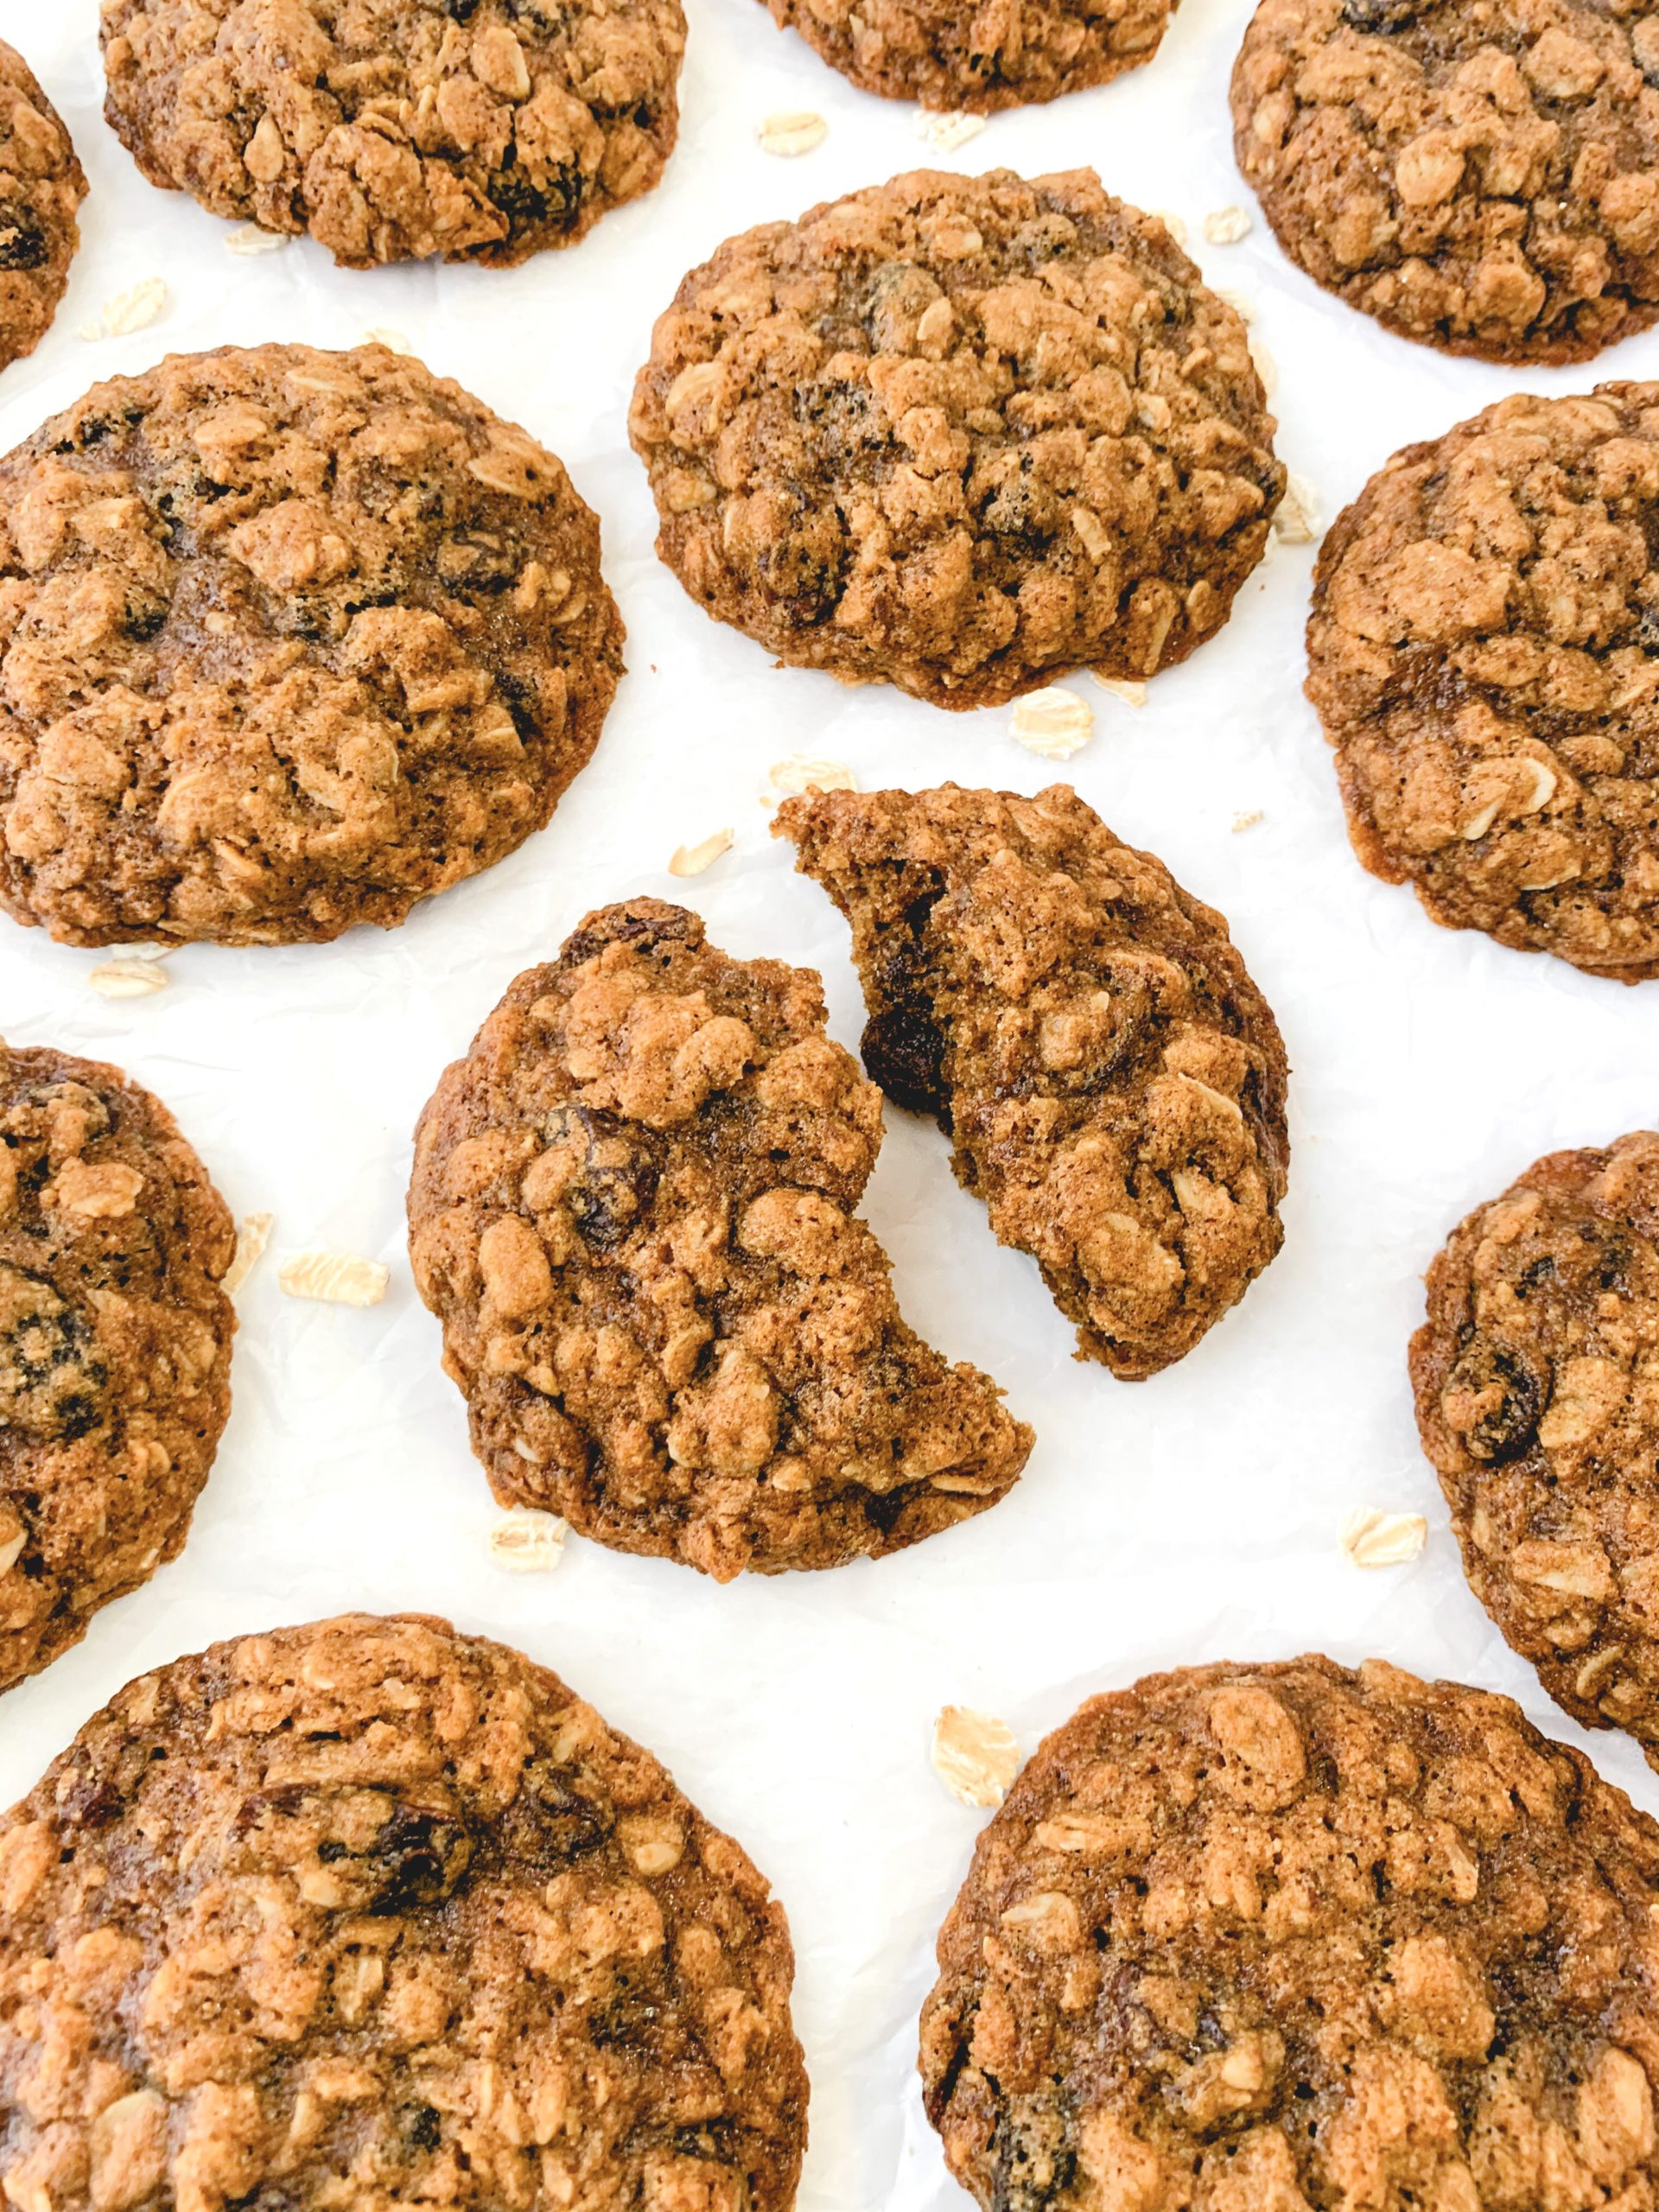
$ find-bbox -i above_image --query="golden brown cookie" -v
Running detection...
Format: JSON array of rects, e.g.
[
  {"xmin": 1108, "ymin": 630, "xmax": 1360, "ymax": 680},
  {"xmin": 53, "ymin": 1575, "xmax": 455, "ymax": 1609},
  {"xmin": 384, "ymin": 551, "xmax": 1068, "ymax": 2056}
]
[
  {"xmin": 408, "ymin": 899, "xmax": 1033, "ymax": 1578},
  {"xmin": 777, "ymin": 785, "xmax": 1290, "ymax": 1378},
  {"xmin": 629, "ymin": 169, "xmax": 1282, "ymax": 710},
  {"xmin": 0, "ymin": 1042, "xmax": 233, "ymax": 1694},
  {"xmin": 758, "ymin": 0, "xmax": 1174, "ymax": 112},
  {"xmin": 1307, "ymin": 386, "xmax": 1659, "ymax": 982},
  {"xmin": 0, "ymin": 1612, "xmax": 810, "ymax": 2209},
  {"xmin": 0, "ymin": 41, "xmax": 85, "ymax": 374},
  {"xmin": 1414, "ymin": 1132, "xmax": 1659, "ymax": 1767},
  {"xmin": 100, "ymin": 0, "xmax": 684, "ymax": 266},
  {"xmin": 921, "ymin": 1655, "xmax": 1659, "ymax": 2212},
  {"xmin": 1232, "ymin": 0, "xmax": 1659, "ymax": 363},
  {"xmin": 0, "ymin": 343, "xmax": 624, "ymax": 948}
]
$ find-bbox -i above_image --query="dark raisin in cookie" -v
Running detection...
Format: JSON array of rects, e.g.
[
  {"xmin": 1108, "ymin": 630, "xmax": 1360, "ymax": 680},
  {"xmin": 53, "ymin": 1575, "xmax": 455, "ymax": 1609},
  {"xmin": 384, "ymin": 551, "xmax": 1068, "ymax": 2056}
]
[
  {"xmin": 922, "ymin": 1655, "xmax": 1659, "ymax": 2212},
  {"xmin": 0, "ymin": 343, "xmax": 624, "ymax": 947},
  {"xmin": 778, "ymin": 785, "xmax": 1289, "ymax": 1377},
  {"xmin": 0, "ymin": 42, "xmax": 85, "ymax": 374},
  {"xmin": 630, "ymin": 169, "xmax": 1282, "ymax": 710},
  {"xmin": 0, "ymin": 1612, "xmax": 809, "ymax": 2208},
  {"xmin": 0, "ymin": 1041, "xmax": 233, "ymax": 1694},
  {"xmin": 408, "ymin": 898, "xmax": 1033, "ymax": 1578},
  {"xmin": 757, "ymin": 0, "xmax": 1174, "ymax": 112},
  {"xmin": 100, "ymin": 0, "xmax": 684, "ymax": 266},
  {"xmin": 1414, "ymin": 1131, "xmax": 1659, "ymax": 1764},
  {"xmin": 1233, "ymin": 0, "xmax": 1659, "ymax": 362},
  {"xmin": 1307, "ymin": 386, "xmax": 1659, "ymax": 981}
]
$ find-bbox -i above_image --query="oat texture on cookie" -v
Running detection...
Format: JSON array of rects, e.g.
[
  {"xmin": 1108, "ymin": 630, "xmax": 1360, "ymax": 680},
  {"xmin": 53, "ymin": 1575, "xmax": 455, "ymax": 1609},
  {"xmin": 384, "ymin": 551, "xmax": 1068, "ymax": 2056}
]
[
  {"xmin": 921, "ymin": 1655, "xmax": 1659, "ymax": 2212},
  {"xmin": 0, "ymin": 343, "xmax": 625, "ymax": 948},
  {"xmin": 1308, "ymin": 386, "xmax": 1659, "ymax": 981},
  {"xmin": 99, "ymin": 0, "xmax": 685, "ymax": 266},
  {"xmin": 1233, "ymin": 0, "xmax": 1659, "ymax": 363},
  {"xmin": 408, "ymin": 898, "xmax": 1033, "ymax": 1578},
  {"xmin": 1414, "ymin": 1132, "xmax": 1659, "ymax": 1767},
  {"xmin": 0, "ymin": 1043, "xmax": 233, "ymax": 1694},
  {"xmin": 756, "ymin": 0, "xmax": 1174, "ymax": 112},
  {"xmin": 629, "ymin": 169, "xmax": 1283, "ymax": 710},
  {"xmin": 778, "ymin": 785, "xmax": 1290, "ymax": 1377},
  {"xmin": 0, "ymin": 41, "xmax": 85, "ymax": 376},
  {"xmin": 0, "ymin": 1612, "xmax": 810, "ymax": 2209}
]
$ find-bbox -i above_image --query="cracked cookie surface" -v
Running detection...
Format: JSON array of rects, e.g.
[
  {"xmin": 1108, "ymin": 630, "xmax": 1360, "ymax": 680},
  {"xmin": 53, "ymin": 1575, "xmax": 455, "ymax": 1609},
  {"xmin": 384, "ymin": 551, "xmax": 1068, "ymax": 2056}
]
[
  {"xmin": 0, "ymin": 342, "xmax": 624, "ymax": 948},
  {"xmin": 100, "ymin": 0, "xmax": 684, "ymax": 266},
  {"xmin": 629, "ymin": 168, "xmax": 1282, "ymax": 710},
  {"xmin": 0, "ymin": 42, "xmax": 85, "ymax": 376},
  {"xmin": 921, "ymin": 1654, "xmax": 1659, "ymax": 2212},
  {"xmin": 1307, "ymin": 386, "xmax": 1659, "ymax": 981},
  {"xmin": 1414, "ymin": 1132, "xmax": 1659, "ymax": 1769},
  {"xmin": 0, "ymin": 1611, "xmax": 809, "ymax": 2210},
  {"xmin": 758, "ymin": 0, "xmax": 1173, "ymax": 111},
  {"xmin": 0, "ymin": 1042, "xmax": 233, "ymax": 1695},
  {"xmin": 1233, "ymin": 0, "xmax": 1659, "ymax": 363},
  {"xmin": 778, "ymin": 785, "xmax": 1289, "ymax": 1378},
  {"xmin": 408, "ymin": 898, "xmax": 1032, "ymax": 1579}
]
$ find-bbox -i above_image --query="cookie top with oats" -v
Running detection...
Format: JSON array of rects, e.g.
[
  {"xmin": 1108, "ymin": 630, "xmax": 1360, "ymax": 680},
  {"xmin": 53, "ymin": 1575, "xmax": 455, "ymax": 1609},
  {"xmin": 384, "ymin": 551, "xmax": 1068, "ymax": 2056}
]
[
  {"xmin": 1232, "ymin": 0, "xmax": 1659, "ymax": 363},
  {"xmin": 407, "ymin": 898, "xmax": 1033, "ymax": 1579},
  {"xmin": 1414, "ymin": 1131, "xmax": 1659, "ymax": 1767},
  {"xmin": 0, "ymin": 343, "xmax": 623, "ymax": 948},
  {"xmin": 0, "ymin": 1042, "xmax": 233, "ymax": 1695},
  {"xmin": 777, "ymin": 784, "xmax": 1289, "ymax": 1378},
  {"xmin": 920, "ymin": 1654, "xmax": 1659, "ymax": 2212},
  {"xmin": 628, "ymin": 168, "xmax": 1282, "ymax": 710},
  {"xmin": 0, "ymin": 41, "xmax": 85, "ymax": 376},
  {"xmin": 99, "ymin": 0, "xmax": 685, "ymax": 267},
  {"xmin": 1307, "ymin": 386, "xmax": 1659, "ymax": 982},
  {"xmin": 757, "ymin": 0, "xmax": 1174, "ymax": 112},
  {"xmin": 0, "ymin": 1611, "xmax": 809, "ymax": 2209}
]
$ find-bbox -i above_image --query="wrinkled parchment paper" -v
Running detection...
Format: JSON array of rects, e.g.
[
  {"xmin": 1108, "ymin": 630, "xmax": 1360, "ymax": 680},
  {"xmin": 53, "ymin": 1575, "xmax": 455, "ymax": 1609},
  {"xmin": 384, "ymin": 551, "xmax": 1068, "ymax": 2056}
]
[{"xmin": 6, "ymin": 6, "xmax": 1659, "ymax": 2204}]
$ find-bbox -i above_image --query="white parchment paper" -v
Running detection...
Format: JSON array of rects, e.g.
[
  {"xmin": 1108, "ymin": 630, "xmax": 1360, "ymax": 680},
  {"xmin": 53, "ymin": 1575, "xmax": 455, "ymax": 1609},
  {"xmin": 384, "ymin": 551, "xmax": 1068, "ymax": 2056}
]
[{"xmin": 5, "ymin": 5, "xmax": 1659, "ymax": 2204}]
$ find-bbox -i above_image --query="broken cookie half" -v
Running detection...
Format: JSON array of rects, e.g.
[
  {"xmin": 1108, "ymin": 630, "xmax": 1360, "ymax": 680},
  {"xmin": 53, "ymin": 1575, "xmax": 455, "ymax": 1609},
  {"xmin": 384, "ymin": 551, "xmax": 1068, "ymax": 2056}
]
[
  {"xmin": 776, "ymin": 784, "xmax": 1290, "ymax": 1377},
  {"xmin": 408, "ymin": 898, "xmax": 1032, "ymax": 1578}
]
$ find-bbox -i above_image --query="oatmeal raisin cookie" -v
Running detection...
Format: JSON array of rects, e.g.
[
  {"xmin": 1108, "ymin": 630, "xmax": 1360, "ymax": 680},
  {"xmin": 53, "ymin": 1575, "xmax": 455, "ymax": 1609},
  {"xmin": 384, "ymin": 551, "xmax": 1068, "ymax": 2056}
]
[
  {"xmin": 0, "ymin": 1611, "xmax": 809, "ymax": 2209},
  {"xmin": 923, "ymin": 1654, "xmax": 1659, "ymax": 2212},
  {"xmin": 0, "ymin": 343, "xmax": 624, "ymax": 947},
  {"xmin": 630, "ymin": 169, "xmax": 1281, "ymax": 709},
  {"xmin": 1233, "ymin": 0, "xmax": 1659, "ymax": 362},
  {"xmin": 1308, "ymin": 386, "xmax": 1659, "ymax": 980},
  {"xmin": 0, "ymin": 1042, "xmax": 233, "ymax": 1694},
  {"xmin": 100, "ymin": 0, "xmax": 684, "ymax": 265},
  {"xmin": 408, "ymin": 898, "xmax": 1033, "ymax": 1577},
  {"xmin": 778, "ymin": 784, "xmax": 1289, "ymax": 1377}
]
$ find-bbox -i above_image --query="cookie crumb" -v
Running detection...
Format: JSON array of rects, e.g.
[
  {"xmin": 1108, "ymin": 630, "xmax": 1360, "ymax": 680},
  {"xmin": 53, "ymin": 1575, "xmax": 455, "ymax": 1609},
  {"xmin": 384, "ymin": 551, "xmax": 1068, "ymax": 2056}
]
[
  {"xmin": 225, "ymin": 223, "xmax": 289, "ymax": 256},
  {"xmin": 1202, "ymin": 206, "xmax": 1252, "ymax": 245},
  {"xmin": 1230, "ymin": 809, "xmax": 1264, "ymax": 834},
  {"xmin": 1339, "ymin": 1507, "xmax": 1427, "ymax": 1568},
  {"xmin": 78, "ymin": 277, "xmax": 167, "ymax": 340},
  {"xmin": 918, "ymin": 111, "xmax": 987, "ymax": 152},
  {"xmin": 224, "ymin": 1211, "xmax": 275, "ymax": 1296},
  {"xmin": 1273, "ymin": 471, "xmax": 1319, "ymax": 546},
  {"xmin": 668, "ymin": 828, "xmax": 734, "ymax": 877},
  {"xmin": 278, "ymin": 1252, "xmax": 390, "ymax": 1307},
  {"xmin": 1092, "ymin": 676, "xmax": 1147, "ymax": 708},
  {"xmin": 758, "ymin": 111, "xmax": 826, "ymax": 156},
  {"xmin": 488, "ymin": 1507, "xmax": 569, "ymax": 1571},
  {"xmin": 87, "ymin": 959, "xmax": 168, "ymax": 1000},
  {"xmin": 767, "ymin": 756, "xmax": 857, "ymax": 798},
  {"xmin": 933, "ymin": 1706, "xmax": 1021, "ymax": 1808},
  {"xmin": 1011, "ymin": 687, "xmax": 1093, "ymax": 760}
]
